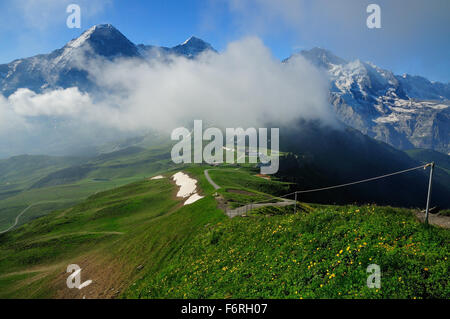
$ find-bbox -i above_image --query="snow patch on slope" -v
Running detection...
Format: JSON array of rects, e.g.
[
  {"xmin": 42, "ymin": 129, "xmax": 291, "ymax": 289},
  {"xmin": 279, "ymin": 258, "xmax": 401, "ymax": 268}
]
[{"xmin": 172, "ymin": 172, "xmax": 204, "ymax": 205}]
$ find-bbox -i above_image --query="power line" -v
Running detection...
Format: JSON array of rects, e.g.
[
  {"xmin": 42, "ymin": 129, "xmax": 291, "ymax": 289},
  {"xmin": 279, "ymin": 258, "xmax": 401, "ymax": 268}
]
[
  {"xmin": 295, "ymin": 163, "xmax": 428, "ymax": 194},
  {"xmin": 240, "ymin": 163, "xmax": 429, "ymax": 206}
]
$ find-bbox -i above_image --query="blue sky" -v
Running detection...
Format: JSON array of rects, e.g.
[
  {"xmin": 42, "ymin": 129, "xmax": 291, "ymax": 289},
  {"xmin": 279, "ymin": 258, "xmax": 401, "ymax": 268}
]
[{"xmin": 0, "ymin": 0, "xmax": 449, "ymax": 82}]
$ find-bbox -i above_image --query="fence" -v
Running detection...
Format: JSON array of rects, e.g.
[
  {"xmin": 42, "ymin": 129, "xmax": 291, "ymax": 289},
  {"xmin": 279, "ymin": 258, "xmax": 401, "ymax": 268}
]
[{"xmin": 226, "ymin": 162, "xmax": 436, "ymax": 224}]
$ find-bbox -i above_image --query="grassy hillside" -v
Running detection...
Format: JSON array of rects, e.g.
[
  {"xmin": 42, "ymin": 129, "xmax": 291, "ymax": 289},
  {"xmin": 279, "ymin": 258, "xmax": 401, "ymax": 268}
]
[
  {"xmin": 0, "ymin": 166, "xmax": 448, "ymax": 299},
  {"xmin": 3, "ymin": 130, "xmax": 449, "ymax": 234},
  {"xmin": 0, "ymin": 155, "xmax": 82, "ymax": 200},
  {"xmin": 278, "ymin": 123, "xmax": 450, "ymax": 208},
  {"xmin": 209, "ymin": 167, "xmax": 290, "ymax": 208},
  {"xmin": 128, "ymin": 203, "xmax": 449, "ymax": 299},
  {"xmin": 0, "ymin": 145, "xmax": 177, "ymax": 231},
  {"xmin": 406, "ymin": 149, "xmax": 450, "ymax": 173},
  {"xmin": 0, "ymin": 166, "xmax": 225, "ymax": 298},
  {"xmin": 406, "ymin": 148, "xmax": 450, "ymax": 182}
]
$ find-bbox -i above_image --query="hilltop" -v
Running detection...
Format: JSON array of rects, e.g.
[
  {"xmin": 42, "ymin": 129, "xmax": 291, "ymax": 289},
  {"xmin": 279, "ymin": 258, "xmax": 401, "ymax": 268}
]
[{"xmin": 0, "ymin": 165, "xmax": 448, "ymax": 299}]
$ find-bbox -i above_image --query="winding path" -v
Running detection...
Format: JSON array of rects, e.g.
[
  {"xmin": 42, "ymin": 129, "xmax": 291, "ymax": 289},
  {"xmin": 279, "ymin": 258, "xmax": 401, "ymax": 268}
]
[
  {"xmin": 204, "ymin": 169, "xmax": 220, "ymax": 190},
  {"xmin": 0, "ymin": 205, "xmax": 33, "ymax": 234},
  {"xmin": 225, "ymin": 199, "xmax": 296, "ymax": 218},
  {"xmin": 203, "ymin": 168, "xmax": 296, "ymax": 218},
  {"xmin": 0, "ymin": 200, "xmax": 67, "ymax": 235}
]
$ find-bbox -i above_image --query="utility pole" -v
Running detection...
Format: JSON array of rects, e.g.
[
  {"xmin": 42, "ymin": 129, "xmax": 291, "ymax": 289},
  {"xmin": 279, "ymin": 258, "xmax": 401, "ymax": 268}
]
[
  {"xmin": 294, "ymin": 192, "xmax": 297, "ymax": 214},
  {"xmin": 425, "ymin": 162, "xmax": 435, "ymax": 226}
]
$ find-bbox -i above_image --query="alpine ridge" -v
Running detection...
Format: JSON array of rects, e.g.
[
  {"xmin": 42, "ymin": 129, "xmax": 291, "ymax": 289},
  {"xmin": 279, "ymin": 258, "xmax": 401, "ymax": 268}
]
[
  {"xmin": 0, "ymin": 25, "xmax": 215, "ymax": 96},
  {"xmin": 1, "ymin": 26, "xmax": 448, "ymax": 154},
  {"xmin": 287, "ymin": 48, "xmax": 450, "ymax": 154}
]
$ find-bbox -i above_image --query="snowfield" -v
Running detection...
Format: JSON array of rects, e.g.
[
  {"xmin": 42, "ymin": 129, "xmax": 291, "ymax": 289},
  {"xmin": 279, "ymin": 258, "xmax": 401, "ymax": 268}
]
[{"xmin": 172, "ymin": 172, "xmax": 204, "ymax": 205}]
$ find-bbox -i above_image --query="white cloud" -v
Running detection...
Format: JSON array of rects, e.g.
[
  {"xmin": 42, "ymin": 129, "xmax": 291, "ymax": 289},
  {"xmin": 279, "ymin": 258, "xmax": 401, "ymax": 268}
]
[
  {"xmin": 82, "ymin": 37, "xmax": 334, "ymax": 131},
  {"xmin": 0, "ymin": 37, "xmax": 335, "ymax": 156},
  {"xmin": 9, "ymin": 87, "xmax": 92, "ymax": 116},
  {"xmin": 0, "ymin": 95, "xmax": 26, "ymax": 134}
]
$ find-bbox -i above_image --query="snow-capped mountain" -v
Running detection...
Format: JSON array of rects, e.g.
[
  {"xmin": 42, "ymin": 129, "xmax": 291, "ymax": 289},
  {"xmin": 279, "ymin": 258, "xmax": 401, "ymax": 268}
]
[
  {"xmin": 0, "ymin": 24, "xmax": 215, "ymax": 96},
  {"xmin": 287, "ymin": 48, "xmax": 450, "ymax": 154},
  {"xmin": 1, "ymin": 25, "xmax": 448, "ymax": 154},
  {"xmin": 0, "ymin": 25, "xmax": 141, "ymax": 95},
  {"xmin": 137, "ymin": 36, "xmax": 216, "ymax": 59},
  {"xmin": 171, "ymin": 36, "xmax": 216, "ymax": 57}
]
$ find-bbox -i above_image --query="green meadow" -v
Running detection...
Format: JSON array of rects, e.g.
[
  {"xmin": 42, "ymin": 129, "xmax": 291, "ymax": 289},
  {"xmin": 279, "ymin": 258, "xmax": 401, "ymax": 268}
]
[
  {"xmin": 0, "ymin": 165, "xmax": 448, "ymax": 299},
  {"xmin": 0, "ymin": 145, "xmax": 177, "ymax": 231}
]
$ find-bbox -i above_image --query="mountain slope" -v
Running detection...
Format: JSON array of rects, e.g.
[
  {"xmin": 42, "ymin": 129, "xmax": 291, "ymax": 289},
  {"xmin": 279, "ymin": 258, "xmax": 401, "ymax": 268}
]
[
  {"xmin": 276, "ymin": 120, "xmax": 450, "ymax": 208},
  {"xmin": 1, "ymin": 118, "xmax": 449, "ymax": 235},
  {"xmin": 406, "ymin": 148, "xmax": 450, "ymax": 173},
  {"xmin": 0, "ymin": 25, "xmax": 214, "ymax": 96},
  {"xmin": 0, "ymin": 166, "xmax": 225, "ymax": 298},
  {"xmin": 406, "ymin": 149, "xmax": 450, "ymax": 201},
  {"xmin": 2, "ymin": 26, "xmax": 448, "ymax": 157},
  {"xmin": 0, "ymin": 166, "xmax": 447, "ymax": 299},
  {"xmin": 137, "ymin": 36, "xmax": 216, "ymax": 59},
  {"xmin": 288, "ymin": 48, "xmax": 450, "ymax": 154},
  {"xmin": 0, "ymin": 155, "xmax": 83, "ymax": 201},
  {"xmin": 0, "ymin": 143, "xmax": 177, "ymax": 231},
  {"xmin": 0, "ymin": 25, "xmax": 140, "ymax": 96}
]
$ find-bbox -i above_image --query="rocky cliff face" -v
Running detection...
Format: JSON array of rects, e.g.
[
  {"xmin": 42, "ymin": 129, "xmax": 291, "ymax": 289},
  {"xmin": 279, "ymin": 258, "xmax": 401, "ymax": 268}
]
[
  {"xmin": 1, "ymin": 26, "xmax": 448, "ymax": 154},
  {"xmin": 0, "ymin": 24, "xmax": 215, "ymax": 97},
  {"xmin": 287, "ymin": 48, "xmax": 450, "ymax": 154}
]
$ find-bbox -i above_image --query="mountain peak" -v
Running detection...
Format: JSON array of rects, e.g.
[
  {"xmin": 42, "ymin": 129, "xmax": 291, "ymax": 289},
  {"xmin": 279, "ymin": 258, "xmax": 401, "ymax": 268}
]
[
  {"xmin": 67, "ymin": 24, "xmax": 117, "ymax": 48},
  {"xmin": 172, "ymin": 36, "xmax": 215, "ymax": 57},
  {"xmin": 299, "ymin": 47, "xmax": 347, "ymax": 68},
  {"xmin": 93, "ymin": 23, "xmax": 115, "ymax": 29},
  {"xmin": 65, "ymin": 24, "xmax": 139, "ymax": 58},
  {"xmin": 181, "ymin": 36, "xmax": 206, "ymax": 45},
  {"xmin": 86, "ymin": 23, "xmax": 117, "ymax": 32}
]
